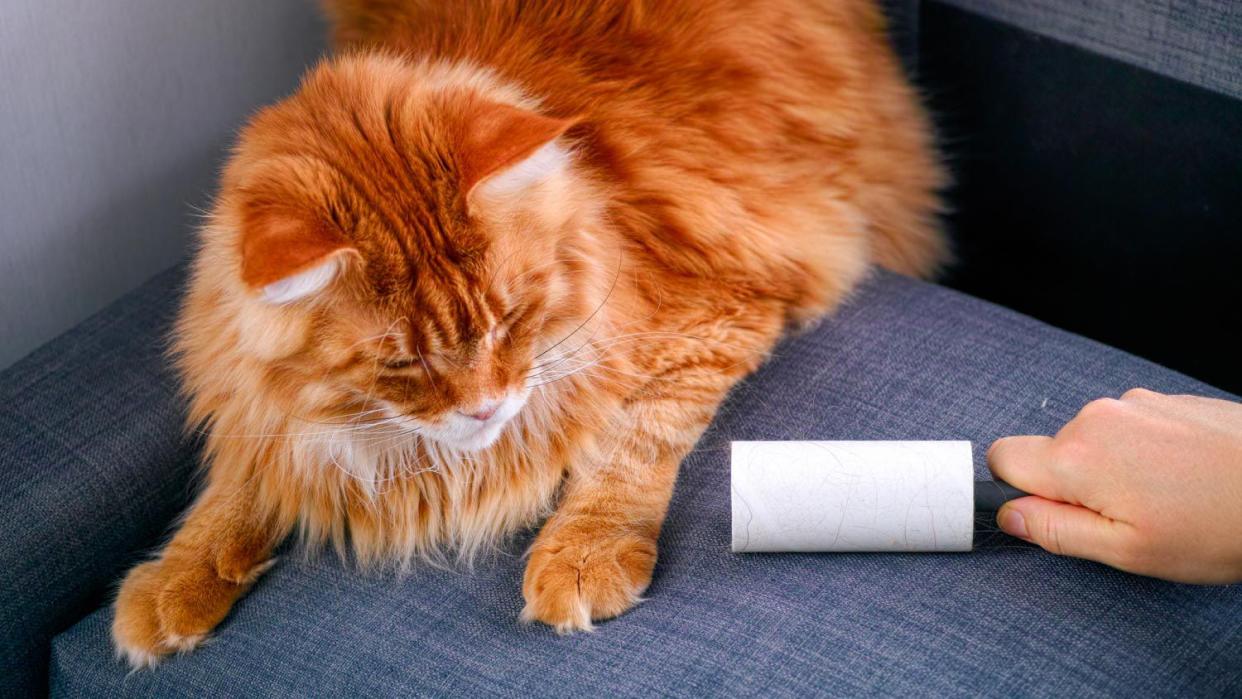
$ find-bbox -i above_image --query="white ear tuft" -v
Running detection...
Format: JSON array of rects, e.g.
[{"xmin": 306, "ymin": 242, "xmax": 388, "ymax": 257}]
[
  {"xmin": 260, "ymin": 257, "xmax": 340, "ymax": 304},
  {"xmin": 475, "ymin": 141, "xmax": 570, "ymax": 198}
]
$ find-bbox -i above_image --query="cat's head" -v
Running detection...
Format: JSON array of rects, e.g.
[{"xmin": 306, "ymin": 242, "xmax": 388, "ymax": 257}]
[{"xmin": 203, "ymin": 55, "xmax": 607, "ymax": 452}]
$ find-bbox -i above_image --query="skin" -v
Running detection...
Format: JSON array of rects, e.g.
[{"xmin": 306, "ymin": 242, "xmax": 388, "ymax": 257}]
[{"xmin": 989, "ymin": 388, "xmax": 1242, "ymax": 585}]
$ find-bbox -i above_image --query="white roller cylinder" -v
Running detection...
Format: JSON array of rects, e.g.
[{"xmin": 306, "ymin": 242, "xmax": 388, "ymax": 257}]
[{"xmin": 731, "ymin": 440, "xmax": 974, "ymax": 553}]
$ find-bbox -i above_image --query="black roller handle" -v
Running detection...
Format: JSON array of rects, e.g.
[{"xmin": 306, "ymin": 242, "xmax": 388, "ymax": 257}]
[{"xmin": 973, "ymin": 480, "xmax": 1030, "ymax": 511}]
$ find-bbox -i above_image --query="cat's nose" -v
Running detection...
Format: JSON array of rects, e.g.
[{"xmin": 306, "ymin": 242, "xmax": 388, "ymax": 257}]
[{"xmin": 458, "ymin": 401, "xmax": 499, "ymax": 421}]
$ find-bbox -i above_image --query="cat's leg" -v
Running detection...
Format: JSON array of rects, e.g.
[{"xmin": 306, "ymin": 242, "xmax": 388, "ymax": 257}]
[
  {"xmin": 521, "ymin": 315, "xmax": 783, "ymax": 632},
  {"xmin": 112, "ymin": 474, "xmax": 287, "ymax": 668}
]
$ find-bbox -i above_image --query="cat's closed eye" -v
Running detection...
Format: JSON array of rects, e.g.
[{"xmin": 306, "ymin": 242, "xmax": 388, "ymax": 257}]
[{"xmin": 382, "ymin": 357, "xmax": 417, "ymax": 370}]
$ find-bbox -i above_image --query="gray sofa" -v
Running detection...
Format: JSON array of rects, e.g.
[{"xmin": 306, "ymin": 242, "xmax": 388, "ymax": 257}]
[{"xmin": 3, "ymin": 1, "xmax": 1240, "ymax": 696}]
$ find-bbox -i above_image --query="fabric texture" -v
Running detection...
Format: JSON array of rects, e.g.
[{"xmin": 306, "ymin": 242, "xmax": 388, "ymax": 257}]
[
  {"xmin": 934, "ymin": 0, "xmax": 1242, "ymax": 100},
  {"xmin": 921, "ymin": 3, "xmax": 1242, "ymax": 396},
  {"xmin": 37, "ymin": 268, "xmax": 1241, "ymax": 697},
  {"xmin": 0, "ymin": 267, "xmax": 199, "ymax": 698}
]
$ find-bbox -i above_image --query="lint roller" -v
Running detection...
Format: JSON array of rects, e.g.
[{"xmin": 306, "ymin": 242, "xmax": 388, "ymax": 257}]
[{"xmin": 730, "ymin": 441, "xmax": 1028, "ymax": 553}]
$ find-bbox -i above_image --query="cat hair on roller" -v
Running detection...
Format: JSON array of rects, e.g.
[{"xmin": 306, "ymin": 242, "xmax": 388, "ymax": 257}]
[{"xmin": 730, "ymin": 441, "xmax": 1028, "ymax": 553}]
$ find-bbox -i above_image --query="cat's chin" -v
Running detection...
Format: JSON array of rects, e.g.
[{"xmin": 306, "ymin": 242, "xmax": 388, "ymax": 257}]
[
  {"xmin": 435, "ymin": 422, "xmax": 508, "ymax": 453},
  {"xmin": 418, "ymin": 392, "xmax": 528, "ymax": 453}
]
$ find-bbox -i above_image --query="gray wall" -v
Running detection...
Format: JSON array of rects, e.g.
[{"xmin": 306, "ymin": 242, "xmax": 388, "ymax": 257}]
[{"xmin": 0, "ymin": 1, "xmax": 326, "ymax": 369}]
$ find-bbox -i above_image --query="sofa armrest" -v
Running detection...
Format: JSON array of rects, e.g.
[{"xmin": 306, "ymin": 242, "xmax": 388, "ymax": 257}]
[{"xmin": 0, "ymin": 266, "xmax": 197, "ymax": 697}]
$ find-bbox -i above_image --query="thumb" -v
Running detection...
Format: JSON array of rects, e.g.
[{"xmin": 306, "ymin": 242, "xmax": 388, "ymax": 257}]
[{"xmin": 998, "ymin": 496, "xmax": 1124, "ymax": 564}]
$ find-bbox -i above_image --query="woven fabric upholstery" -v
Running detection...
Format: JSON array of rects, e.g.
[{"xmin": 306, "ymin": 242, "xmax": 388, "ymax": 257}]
[
  {"xmin": 0, "ymin": 267, "xmax": 197, "ymax": 697},
  {"xmin": 21, "ymin": 268, "xmax": 1237, "ymax": 697},
  {"xmin": 935, "ymin": 0, "xmax": 1242, "ymax": 99}
]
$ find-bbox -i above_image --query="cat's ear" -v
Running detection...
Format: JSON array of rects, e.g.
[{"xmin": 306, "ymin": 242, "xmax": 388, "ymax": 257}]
[
  {"xmin": 461, "ymin": 101, "xmax": 576, "ymax": 200},
  {"xmin": 238, "ymin": 204, "xmax": 355, "ymax": 304}
]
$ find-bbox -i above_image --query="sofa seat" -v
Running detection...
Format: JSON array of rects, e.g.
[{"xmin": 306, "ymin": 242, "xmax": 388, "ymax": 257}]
[{"xmin": 11, "ymin": 267, "xmax": 1237, "ymax": 696}]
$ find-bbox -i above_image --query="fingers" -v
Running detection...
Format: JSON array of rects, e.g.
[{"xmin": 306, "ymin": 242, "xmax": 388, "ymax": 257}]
[
  {"xmin": 998, "ymin": 497, "xmax": 1129, "ymax": 567},
  {"xmin": 987, "ymin": 436, "xmax": 1081, "ymax": 504}
]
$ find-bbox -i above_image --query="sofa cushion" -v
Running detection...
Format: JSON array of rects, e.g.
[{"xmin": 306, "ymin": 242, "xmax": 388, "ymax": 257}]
[
  {"xmin": 932, "ymin": 0, "xmax": 1242, "ymax": 100},
  {"xmin": 920, "ymin": 2, "xmax": 1242, "ymax": 396},
  {"xmin": 44, "ymin": 269, "xmax": 1241, "ymax": 697}
]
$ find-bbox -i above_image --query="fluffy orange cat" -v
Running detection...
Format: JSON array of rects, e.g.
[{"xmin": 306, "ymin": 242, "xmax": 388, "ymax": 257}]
[{"xmin": 113, "ymin": 0, "xmax": 944, "ymax": 666}]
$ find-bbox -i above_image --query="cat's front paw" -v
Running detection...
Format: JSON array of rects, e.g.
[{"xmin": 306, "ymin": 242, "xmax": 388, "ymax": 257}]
[
  {"xmin": 520, "ymin": 518, "xmax": 658, "ymax": 633},
  {"xmin": 112, "ymin": 556, "xmax": 270, "ymax": 669}
]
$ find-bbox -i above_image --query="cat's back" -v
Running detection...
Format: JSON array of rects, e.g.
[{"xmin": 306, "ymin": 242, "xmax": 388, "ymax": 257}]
[
  {"xmin": 326, "ymin": 0, "xmax": 946, "ymax": 279},
  {"xmin": 323, "ymin": 0, "xmax": 915, "ymax": 201},
  {"xmin": 326, "ymin": 0, "xmax": 886, "ymax": 110}
]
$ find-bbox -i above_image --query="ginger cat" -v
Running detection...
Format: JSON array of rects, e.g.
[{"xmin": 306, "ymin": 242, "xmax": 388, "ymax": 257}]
[{"xmin": 113, "ymin": 0, "xmax": 944, "ymax": 666}]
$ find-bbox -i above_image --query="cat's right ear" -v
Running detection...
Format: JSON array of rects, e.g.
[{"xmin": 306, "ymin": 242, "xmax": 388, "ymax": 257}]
[
  {"xmin": 238, "ymin": 204, "xmax": 356, "ymax": 304},
  {"xmin": 460, "ymin": 101, "xmax": 577, "ymax": 202}
]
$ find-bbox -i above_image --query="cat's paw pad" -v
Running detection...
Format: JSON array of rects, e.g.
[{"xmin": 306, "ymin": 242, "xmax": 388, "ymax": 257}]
[
  {"xmin": 112, "ymin": 561, "xmax": 174, "ymax": 668},
  {"xmin": 112, "ymin": 558, "xmax": 263, "ymax": 669},
  {"xmin": 520, "ymin": 527, "xmax": 657, "ymax": 633}
]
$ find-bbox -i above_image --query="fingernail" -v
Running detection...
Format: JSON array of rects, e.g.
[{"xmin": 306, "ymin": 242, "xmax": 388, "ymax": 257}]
[{"xmin": 998, "ymin": 506, "xmax": 1028, "ymax": 539}]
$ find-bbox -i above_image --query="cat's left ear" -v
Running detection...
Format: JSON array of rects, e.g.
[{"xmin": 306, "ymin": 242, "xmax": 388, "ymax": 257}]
[
  {"xmin": 238, "ymin": 202, "xmax": 356, "ymax": 305},
  {"xmin": 461, "ymin": 101, "xmax": 577, "ymax": 201}
]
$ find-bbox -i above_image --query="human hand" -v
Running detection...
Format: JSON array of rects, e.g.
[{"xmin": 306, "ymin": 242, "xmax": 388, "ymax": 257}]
[{"xmin": 988, "ymin": 389, "xmax": 1242, "ymax": 584}]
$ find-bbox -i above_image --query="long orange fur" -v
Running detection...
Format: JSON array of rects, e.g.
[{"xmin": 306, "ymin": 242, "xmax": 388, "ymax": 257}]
[{"xmin": 113, "ymin": 0, "xmax": 945, "ymax": 666}]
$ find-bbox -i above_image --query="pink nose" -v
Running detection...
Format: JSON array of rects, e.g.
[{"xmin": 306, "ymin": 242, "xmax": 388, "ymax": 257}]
[{"xmin": 459, "ymin": 402, "xmax": 499, "ymax": 421}]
